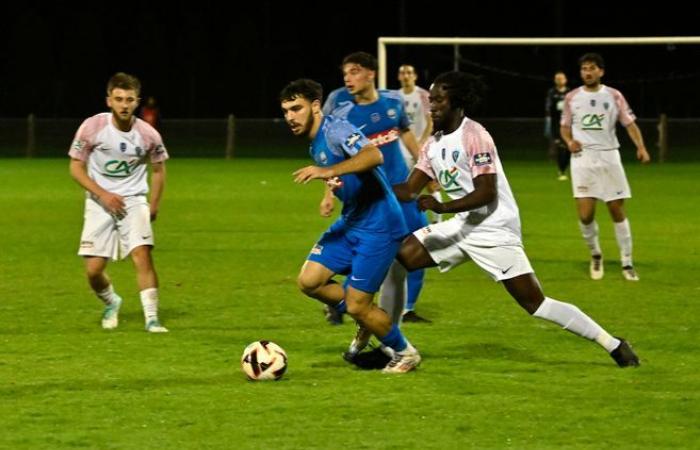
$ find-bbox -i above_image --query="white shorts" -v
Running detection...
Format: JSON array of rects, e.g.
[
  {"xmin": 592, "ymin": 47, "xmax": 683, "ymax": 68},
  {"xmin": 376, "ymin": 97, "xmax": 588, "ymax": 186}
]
[
  {"xmin": 413, "ymin": 217, "xmax": 534, "ymax": 281},
  {"xmin": 570, "ymin": 149, "xmax": 631, "ymax": 202},
  {"xmin": 78, "ymin": 195, "xmax": 154, "ymax": 260}
]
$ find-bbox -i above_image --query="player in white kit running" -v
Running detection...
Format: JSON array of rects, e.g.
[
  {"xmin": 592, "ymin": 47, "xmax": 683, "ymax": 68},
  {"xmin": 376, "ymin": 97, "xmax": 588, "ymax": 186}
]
[
  {"xmin": 560, "ymin": 53, "xmax": 650, "ymax": 281},
  {"xmin": 69, "ymin": 72, "xmax": 169, "ymax": 333},
  {"xmin": 393, "ymin": 71, "xmax": 639, "ymax": 367}
]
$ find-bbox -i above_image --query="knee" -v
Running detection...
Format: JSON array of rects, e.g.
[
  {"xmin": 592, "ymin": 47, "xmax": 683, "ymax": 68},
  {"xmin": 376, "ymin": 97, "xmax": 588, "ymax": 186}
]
[
  {"xmin": 297, "ymin": 273, "xmax": 322, "ymax": 297},
  {"xmin": 345, "ymin": 299, "xmax": 370, "ymax": 319}
]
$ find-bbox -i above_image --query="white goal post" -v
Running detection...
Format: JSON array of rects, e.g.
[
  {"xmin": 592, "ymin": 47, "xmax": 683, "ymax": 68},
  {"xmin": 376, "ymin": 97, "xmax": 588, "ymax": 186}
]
[{"xmin": 377, "ymin": 36, "xmax": 700, "ymax": 89}]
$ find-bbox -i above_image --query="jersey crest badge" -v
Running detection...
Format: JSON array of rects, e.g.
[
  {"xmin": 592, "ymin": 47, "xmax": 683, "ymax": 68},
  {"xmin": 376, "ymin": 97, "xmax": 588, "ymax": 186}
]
[
  {"xmin": 344, "ymin": 132, "xmax": 361, "ymax": 149},
  {"xmin": 474, "ymin": 152, "xmax": 492, "ymax": 166}
]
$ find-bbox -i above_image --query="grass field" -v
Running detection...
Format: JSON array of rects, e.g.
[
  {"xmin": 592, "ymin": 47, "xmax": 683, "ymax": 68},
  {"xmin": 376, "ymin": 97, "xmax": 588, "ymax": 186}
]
[{"xmin": 0, "ymin": 158, "xmax": 698, "ymax": 449}]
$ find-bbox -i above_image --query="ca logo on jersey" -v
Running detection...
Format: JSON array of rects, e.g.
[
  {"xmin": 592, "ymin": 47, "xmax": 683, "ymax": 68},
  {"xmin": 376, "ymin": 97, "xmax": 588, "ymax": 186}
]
[
  {"xmin": 581, "ymin": 114, "xmax": 605, "ymax": 130},
  {"xmin": 438, "ymin": 167, "xmax": 460, "ymax": 193},
  {"xmin": 104, "ymin": 159, "xmax": 138, "ymax": 177}
]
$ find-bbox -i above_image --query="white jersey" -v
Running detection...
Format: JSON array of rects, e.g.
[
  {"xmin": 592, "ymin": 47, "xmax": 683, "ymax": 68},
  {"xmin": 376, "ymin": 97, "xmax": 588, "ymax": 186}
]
[
  {"xmin": 69, "ymin": 113, "xmax": 169, "ymax": 196},
  {"xmin": 560, "ymin": 85, "xmax": 636, "ymax": 151},
  {"xmin": 398, "ymin": 86, "xmax": 431, "ymax": 139},
  {"xmin": 415, "ymin": 117, "xmax": 522, "ymax": 243}
]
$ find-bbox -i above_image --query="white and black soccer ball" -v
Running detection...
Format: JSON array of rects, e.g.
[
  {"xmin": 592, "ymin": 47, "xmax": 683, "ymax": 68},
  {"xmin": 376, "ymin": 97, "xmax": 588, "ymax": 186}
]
[{"xmin": 241, "ymin": 340, "xmax": 288, "ymax": 381}]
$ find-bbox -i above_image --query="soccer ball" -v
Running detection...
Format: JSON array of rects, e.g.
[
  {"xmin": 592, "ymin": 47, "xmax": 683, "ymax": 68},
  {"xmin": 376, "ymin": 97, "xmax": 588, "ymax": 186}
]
[{"xmin": 241, "ymin": 340, "xmax": 288, "ymax": 381}]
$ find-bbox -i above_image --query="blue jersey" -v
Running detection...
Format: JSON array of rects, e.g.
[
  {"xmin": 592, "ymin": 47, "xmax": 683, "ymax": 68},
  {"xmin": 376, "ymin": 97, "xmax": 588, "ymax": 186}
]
[
  {"xmin": 332, "ymin": 90, "xmax": 411, "ymax": 186},
  {"xmin": 311, "ymin": 115, "xmax": 407, "ymax": 239},
  {"xmin": 322, "ymin": 87, "xmax": 354, "ymax": 115}
]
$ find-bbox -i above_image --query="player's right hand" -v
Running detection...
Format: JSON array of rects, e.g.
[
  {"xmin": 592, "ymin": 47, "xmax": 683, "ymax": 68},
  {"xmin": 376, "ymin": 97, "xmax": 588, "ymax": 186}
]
[
  {"xmin": 567, "ymin": 139, "xmax": 583, "ymax": 153},
  {"xmin": 99, "ymin": 192, "xmax": 126, "ymax": 217}
]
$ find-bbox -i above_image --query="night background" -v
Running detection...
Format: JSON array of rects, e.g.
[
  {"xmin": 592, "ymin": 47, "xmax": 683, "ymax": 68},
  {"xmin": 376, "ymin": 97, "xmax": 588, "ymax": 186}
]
[{"xmin": 3, "ymin": 0, "xmax": 699, "ymax": 120}]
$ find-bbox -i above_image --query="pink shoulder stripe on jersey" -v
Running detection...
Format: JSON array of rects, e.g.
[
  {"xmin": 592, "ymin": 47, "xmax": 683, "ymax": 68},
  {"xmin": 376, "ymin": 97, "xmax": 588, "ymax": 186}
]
[
  {"xmin": 560, "ymin": 87, "xmax": 583, "ymax": 126},
  {"xmin": 609, "ymin": 87, "xmax": 636, "ymax": 127},
  {"xmin": 462, "ymin": 120, "xmax": 497, "ymax": 177},
  {"xmin": 415, "ymin": 136, "xmax": 436, "ymax": 179},
  {"xmin": 133, "ymin": 119, "xmax": 169, "ymax": 163},
  {"xmin": 68, "ymin": 113, "xmax": 110, "ymax": 160}
]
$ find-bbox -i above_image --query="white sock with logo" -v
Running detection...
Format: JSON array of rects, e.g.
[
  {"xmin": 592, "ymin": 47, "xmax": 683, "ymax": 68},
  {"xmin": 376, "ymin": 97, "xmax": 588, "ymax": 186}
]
[
  {"xmin": 533, "ymin": 297, "xmax": 620, "ymax": 352},
  {"xmin": 579, "ymin": 221, "xmax": 602, "ymax": 256},
  {"xmin": 614, "ymin": 219, "xmax": 633, "ymax": 267},
  {"xmin": 96, "ymin": 285, "xmax": 116, "ymax": 306},
  {"xmin": 140, "ymin": 288, "xmax": 160, "ymax": 323}
]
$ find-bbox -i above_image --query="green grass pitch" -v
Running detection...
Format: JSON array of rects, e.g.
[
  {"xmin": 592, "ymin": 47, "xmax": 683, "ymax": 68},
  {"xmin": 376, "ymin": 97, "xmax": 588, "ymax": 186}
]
[{"xmin": 0, "ymin": 158, "xmax": 698, "ymax": 449}]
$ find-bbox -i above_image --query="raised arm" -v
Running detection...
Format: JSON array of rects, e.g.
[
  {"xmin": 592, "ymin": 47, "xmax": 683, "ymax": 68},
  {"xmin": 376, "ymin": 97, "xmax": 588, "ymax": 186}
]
[{"xmin": 293, "ymin": 145, "xmax": 383, "ymax": 184}]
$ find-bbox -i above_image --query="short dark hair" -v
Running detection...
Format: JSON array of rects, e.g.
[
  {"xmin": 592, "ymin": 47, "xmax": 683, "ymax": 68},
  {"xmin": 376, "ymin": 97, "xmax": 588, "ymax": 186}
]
[
  {"xmin": 432, "ymin": 71, "xmax": 487, "ymax": 114},
  {"xmin": 578, "ymin": 53, "xmax": 605, "ymax": 69},
  {"xmin": 342, "ymin": 52, "xmax": 377, "ymax": 72},
  {"xmin": 107, "ymin": 72, "xmax": 141, "ymax": 96},
  {"xmin": 280, "ymin": 79, "xmax": 323, "ymax": 103}
]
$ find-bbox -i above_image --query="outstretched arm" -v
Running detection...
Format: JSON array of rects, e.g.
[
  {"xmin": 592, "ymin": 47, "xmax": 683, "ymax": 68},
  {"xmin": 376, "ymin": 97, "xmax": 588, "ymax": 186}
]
[
  {"xmin": 418, "ymin": 173, "xmax": 496, "ymax": 214},
  {"xmin": 393, "ymin": 169, "xmax": 431, "ymax": 202},
  {"xmin": 293, "ymin": 145, "xmax": 383, "ymax": 184},
  {"xmin": 625, "ymin": 122, "xmax": 651, "ymax": 163}
]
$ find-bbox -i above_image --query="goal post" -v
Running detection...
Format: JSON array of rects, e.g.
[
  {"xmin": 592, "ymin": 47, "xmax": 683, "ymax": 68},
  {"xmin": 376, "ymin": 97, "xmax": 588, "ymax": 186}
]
[
  {"xmin": 378, "ymin": 36, "xmax": 700, "ymax": 162},
  {"xmin": 378, "ymin": 36, "xmax": 700, "ymax": 89}
]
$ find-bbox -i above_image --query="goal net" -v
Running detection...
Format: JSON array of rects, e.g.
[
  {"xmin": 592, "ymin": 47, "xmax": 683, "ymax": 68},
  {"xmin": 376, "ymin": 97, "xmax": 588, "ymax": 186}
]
[{"xmin": 378, "ymin": 36, "xmax": 700, "ymax": 161}]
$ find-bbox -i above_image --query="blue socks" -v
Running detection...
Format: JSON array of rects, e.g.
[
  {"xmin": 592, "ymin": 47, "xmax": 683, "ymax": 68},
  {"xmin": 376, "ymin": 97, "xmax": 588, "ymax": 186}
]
[
  {"xmin": 335, "ymin": 299, "xmax": 347, "ymax": 314},
  {"xmin": 379, "ymin": 325, "xmax": 408, "ymax": 352}
]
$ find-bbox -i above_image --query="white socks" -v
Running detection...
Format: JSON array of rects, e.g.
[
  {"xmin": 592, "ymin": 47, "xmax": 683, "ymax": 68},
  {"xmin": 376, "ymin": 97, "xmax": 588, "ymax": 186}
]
[
  {"xmin": 614, "ymin": 219, "xmax": 633, "ymax": 267},
  {"xmin": 140, "ymin": 287, "xmax": 160, "ymax": 323},
  {"xmin": 379, "ymin": 261, "xmax": 407, "ymax": 325},
  {"xmin": 579, "ymin": 221, "xmax": 602, "ymax": 256},
  {"xmin": 96, "ymin": 285, "xmax": 116, "ymax": 306},
  {"xmin": 533, "ymin": 297, "xmax": 620, "ymax": 352}
]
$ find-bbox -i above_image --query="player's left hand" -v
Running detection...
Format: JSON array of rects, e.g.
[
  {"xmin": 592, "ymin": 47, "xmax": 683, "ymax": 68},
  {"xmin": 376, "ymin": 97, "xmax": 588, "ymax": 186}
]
[
  {"xmin": 637, "ymin": 147, "xmax": 651, "ymax": 164},
  {"xmin": 417, "ymin": 194, "xmax": 445, "ymax": 213},
  {"xmin": 293, "ymin": 166, "xmax": 332, "ymax": 184},
  {"xmin": 150, "ymin": 208, "xmax": 158, "ymax": 222}
]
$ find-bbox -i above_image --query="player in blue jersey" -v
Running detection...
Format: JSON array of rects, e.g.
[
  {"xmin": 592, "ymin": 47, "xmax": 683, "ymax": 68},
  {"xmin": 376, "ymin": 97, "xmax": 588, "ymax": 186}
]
[
  {"xmin": 322, "ymin": 86, "xmax": 354, "ymax": 115},
  {"xmin": 324, "ymin": 52, "xmax": 430, "ymax": 366},
  {"xmin": 280, "ymin": 78, "xmax": 422, "ymax": 374}
]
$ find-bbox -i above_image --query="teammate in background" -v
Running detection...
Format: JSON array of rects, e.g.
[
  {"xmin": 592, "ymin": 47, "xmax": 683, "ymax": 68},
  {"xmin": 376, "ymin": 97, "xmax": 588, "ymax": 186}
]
[
  {"xmin": 281, "ymin": 78, "xmax": 421, "ymax": 374},
  {"xmin": 544, "ymin": 71, "xmax": 570, "ymax": 180},
  {"xmin": 393, "ymin": 71, "xmax": 640, "ymax": 368},
  {"xmin": 68, "ymin": 72, "xmax": 169, "ymax": 333},
  {"xmin": 322, "ymin": 86, "xmax": 353, "ymax": 115},
  {"xmin": 331, "ymin": 51, "xmax": 431, "ymax": 344},
  {"xmin": 560, "ymin": 53, "xmax": 650, "ymax": 281},
  {"xmin": 397, "ymin": 63, "xmax": 439, "ymax": 322},
  {"xmin": 139, "ymin": 96, "xmax": 161, "ymax": 130}
]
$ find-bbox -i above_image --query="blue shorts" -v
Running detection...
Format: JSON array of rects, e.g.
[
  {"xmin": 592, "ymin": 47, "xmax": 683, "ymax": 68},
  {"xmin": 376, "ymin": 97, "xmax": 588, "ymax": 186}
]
[{"xmin": 307, "ymin": 227, "xmax": 402, "ymax": 294}]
